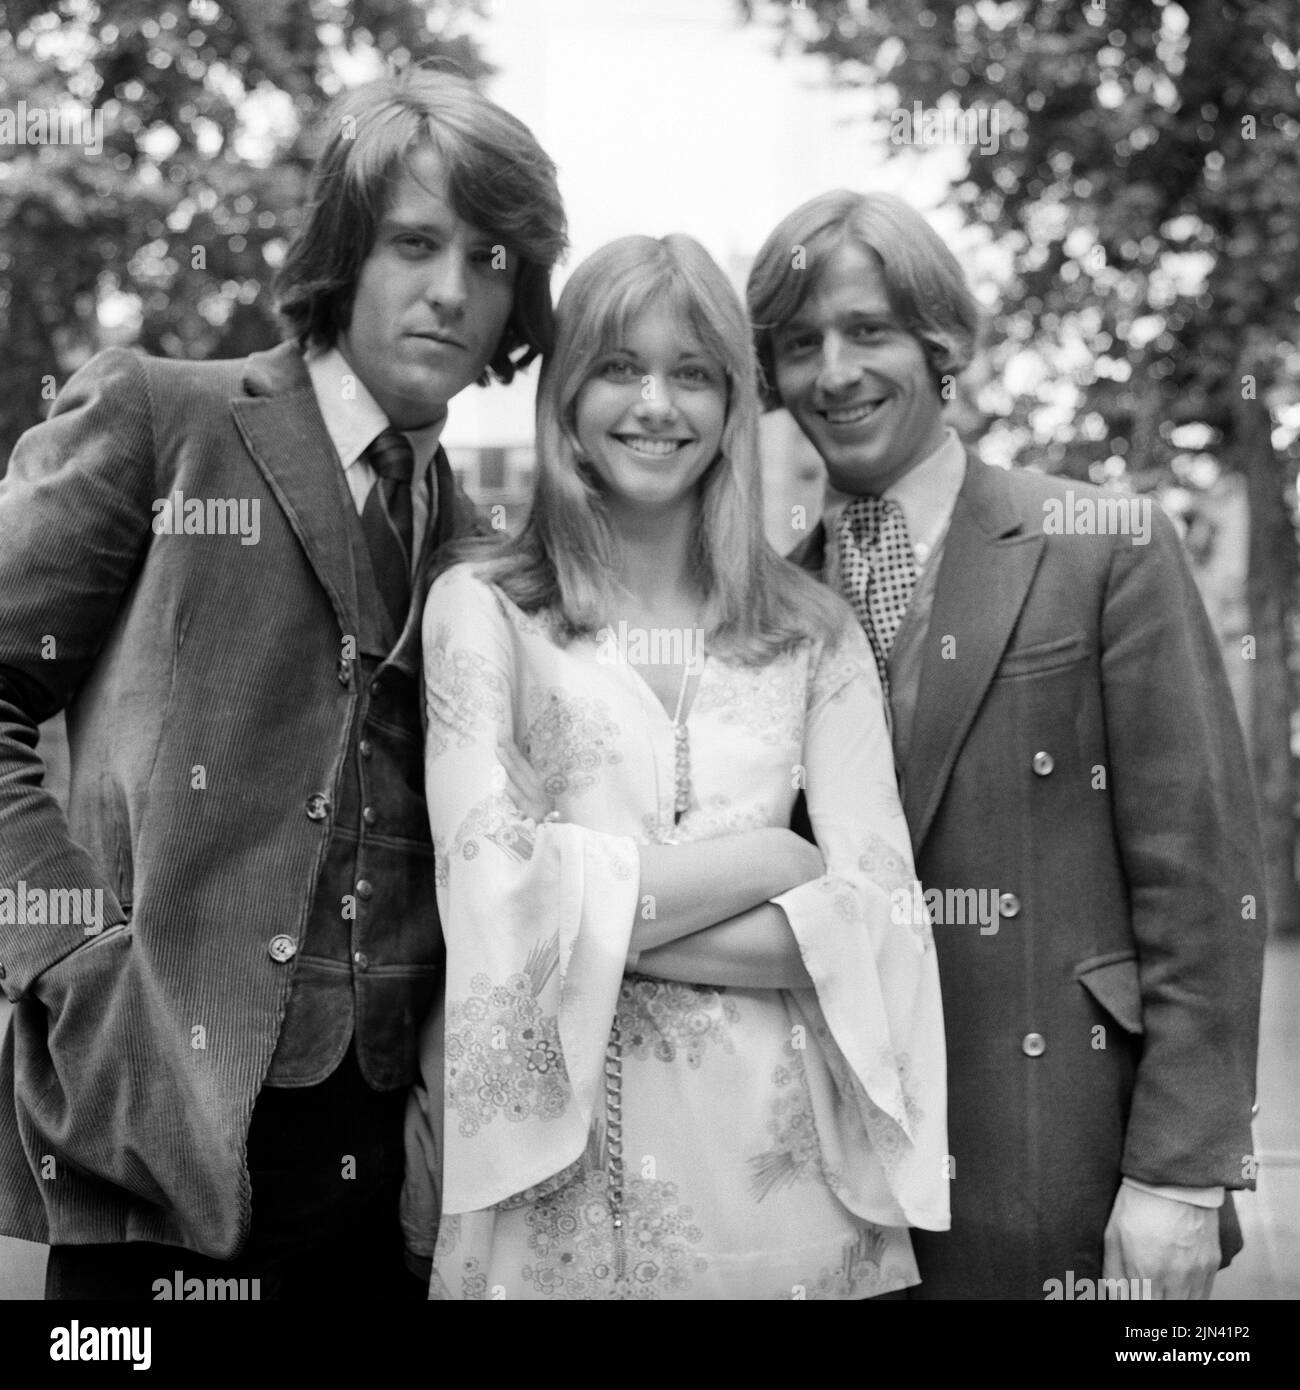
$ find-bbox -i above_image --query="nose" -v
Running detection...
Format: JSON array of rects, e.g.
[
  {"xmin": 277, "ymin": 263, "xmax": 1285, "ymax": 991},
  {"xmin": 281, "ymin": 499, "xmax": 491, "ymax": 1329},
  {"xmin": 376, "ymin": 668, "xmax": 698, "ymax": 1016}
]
[
  {"xmin": 815, "ymin": 332, "xmax": 863, "ymax": 398},
  {"xmin": 632, "ymin": 375, "xmax": 679, "ymax": 425},
  {"xmin": 424, "ymin": 247, "xmax": 469, "ymax": 320}
]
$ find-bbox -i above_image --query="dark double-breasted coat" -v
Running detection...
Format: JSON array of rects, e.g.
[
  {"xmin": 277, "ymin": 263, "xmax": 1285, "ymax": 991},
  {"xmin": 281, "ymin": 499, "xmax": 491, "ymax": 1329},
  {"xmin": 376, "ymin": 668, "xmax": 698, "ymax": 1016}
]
[{"xmin": 795, "ymin": 456, "xmax": 1265, "ymax": 1299}]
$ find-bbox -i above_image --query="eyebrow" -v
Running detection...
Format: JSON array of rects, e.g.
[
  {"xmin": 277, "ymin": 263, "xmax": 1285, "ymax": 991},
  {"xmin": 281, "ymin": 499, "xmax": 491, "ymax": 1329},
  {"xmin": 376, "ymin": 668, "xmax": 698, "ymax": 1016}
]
[
  {"xmin": 603, "ymin": 341, "xmax": 713, "ymax": 359},
  {"xmin": 380, "ymin": 211, "xmax": 498, "ymax": 242},
  {"xmin": 380, "ymin": 213, "xmax": 450, "ymax": 233},
  {"xmin": 776, "ymin": 309, "xmax": 895, "ymax": 334}
]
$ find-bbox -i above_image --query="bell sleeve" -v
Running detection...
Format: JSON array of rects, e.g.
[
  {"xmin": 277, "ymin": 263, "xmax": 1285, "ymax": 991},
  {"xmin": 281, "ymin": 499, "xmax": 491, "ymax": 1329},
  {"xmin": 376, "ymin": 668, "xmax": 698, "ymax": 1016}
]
[
  {"xmin": 418, "ymin": 566, "xmax": 641, "ymax": 1214},
  {"xmin": 771, "ymin": 616, "xmax": 950, "ymax": 1231}
]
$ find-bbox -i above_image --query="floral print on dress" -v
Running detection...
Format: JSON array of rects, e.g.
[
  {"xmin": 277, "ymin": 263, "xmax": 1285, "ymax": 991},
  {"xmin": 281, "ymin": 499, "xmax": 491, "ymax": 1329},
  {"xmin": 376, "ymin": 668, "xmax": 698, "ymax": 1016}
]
[
  {"xmin": 424, "ymin": 621, "xmax": 511, "ymax": 759},
  {"xmin": 691, "ymin": 654, "xmax": 807, "ymax": 748},
  {"xmin": 808, "ymin": 630, "xmax": 878, "ymax": 711},
  {"xmin": 434, "ymin": 1213, "xmax": 460, "ymax": 1256},
  {"xmin": 749, "ymin": 1044, "xmax": 823, "ymax": 1201},
  {"xmin": 520, "ymin": 1165, "xmax": 707, "ymax": 1300},
  {"xmin": 859, "ymin": 834, "xmax": 935, "ymax": 952},
  {"xmin": 594, "ymin": 836, "xmax": 638, "ymax": 881},
  {"xmin": 798, "ymin": 864, "xmax": 922, "ymax": 949},
  {"xmin": 888, "ymin": 1050, "xmax": 927, "ymax": 1136},
  {"xmin": 496, "ymin": 1156, "xmax": 587, "ymax": 1212},
  {"xmin": 445, "ymin": 935, "xmax": 569, "ymax": 1139},
  {"xmin": 451, "ymin": 791, "xmax": 537, "ymax": 868},
  {"xmin": 490, "ymin": 587, "xmax": 564, "ymax": 642},
  {"xmin": 800, "ymin": 873, "xmax": 868, "ymax": 926},
  {"xmin": 524, "ymin": 687, "xmax": 623, "ymax": 797},
  {"xmin": 413, "ymin": 566, "xmax": 948, "ymax": 1298},
  {"xmin": 857, "ymin": 831, "xmax": 915, "ymax": 895},
  {"xmin": 429, "ymin": 1217, "xmax": 486, "ymax": 1300},
  {"xmin": 779, "ymin": 1224, "xmax": 907, "ymax": 1300},
  {"xmin": 795, "ymin": 1008, "xmax": 924, "ymax": 1186},
  {"xmin": 615, "ymin": 977, "xmax": 740, "ymax": 1068},
  {"xmin": 672, "ymin": 793, "xmax": 773, "ymax": 843}
]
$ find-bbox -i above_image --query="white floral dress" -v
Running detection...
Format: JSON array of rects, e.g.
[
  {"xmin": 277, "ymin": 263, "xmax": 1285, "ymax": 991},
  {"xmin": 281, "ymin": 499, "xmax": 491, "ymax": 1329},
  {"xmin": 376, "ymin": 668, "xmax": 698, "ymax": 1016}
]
[{"xmin": 402, "ymin": 564, "xmax": 948, "ymax": 1300}]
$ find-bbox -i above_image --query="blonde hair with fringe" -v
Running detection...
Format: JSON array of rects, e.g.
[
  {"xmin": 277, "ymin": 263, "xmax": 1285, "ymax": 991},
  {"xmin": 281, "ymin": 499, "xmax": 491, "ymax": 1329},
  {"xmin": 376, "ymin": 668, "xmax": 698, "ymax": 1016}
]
[{"xmin": 459, "ymin": 234, "xmax": 844, "ymax": 663}]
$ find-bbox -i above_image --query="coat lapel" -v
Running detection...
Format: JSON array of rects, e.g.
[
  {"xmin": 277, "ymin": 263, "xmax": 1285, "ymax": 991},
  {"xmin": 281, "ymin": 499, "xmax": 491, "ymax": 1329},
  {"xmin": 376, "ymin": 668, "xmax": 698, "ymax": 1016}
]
[
  {"xmin": 230, "ymin": 343, "xmax": 360, "ymax": 637},
  {"xmin": 903, "ymin": 458, "xmax": 1044, "ymax": 850}
]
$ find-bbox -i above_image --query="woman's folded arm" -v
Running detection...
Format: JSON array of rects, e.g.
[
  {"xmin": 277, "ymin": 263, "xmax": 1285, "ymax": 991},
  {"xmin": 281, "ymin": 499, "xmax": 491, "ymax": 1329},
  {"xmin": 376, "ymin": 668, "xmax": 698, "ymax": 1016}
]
[
  {"xmin": 629, "ymin": 830, "xmax": 823, "ymax": 954},
  {"xmin": 635, "ymin": 902, "xmax": 811, "ymax": 989}
]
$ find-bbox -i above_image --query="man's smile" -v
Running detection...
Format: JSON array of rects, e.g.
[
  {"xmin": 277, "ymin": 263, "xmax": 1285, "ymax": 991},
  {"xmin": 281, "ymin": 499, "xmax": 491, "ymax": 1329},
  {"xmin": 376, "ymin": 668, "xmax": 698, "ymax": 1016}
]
[{"xmin": 820, "ymin": 398, "xmax": 887, "ymax": 426}]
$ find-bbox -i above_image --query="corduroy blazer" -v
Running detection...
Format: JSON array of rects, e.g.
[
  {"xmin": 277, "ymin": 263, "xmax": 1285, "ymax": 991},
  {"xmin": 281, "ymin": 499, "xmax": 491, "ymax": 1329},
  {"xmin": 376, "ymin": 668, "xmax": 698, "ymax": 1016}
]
[
  {"xmin": 0, "ymin": 342, "xmax": 473, "ymax": 1257},
  {"xmin": 793, "ymin": 456, "xmax": 1265, "ymax": 1299}
]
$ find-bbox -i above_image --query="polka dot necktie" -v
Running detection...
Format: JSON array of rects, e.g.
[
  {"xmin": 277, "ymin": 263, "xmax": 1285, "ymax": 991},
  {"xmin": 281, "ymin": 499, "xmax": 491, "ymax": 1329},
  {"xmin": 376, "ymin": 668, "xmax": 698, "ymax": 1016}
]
[
  {"xmin": 837, "ymin": 495, "xmax": 917, "ymax": 699},
  {"xmin": 360, "ymin": 427, "xmax": 415, "ymax": 629}
]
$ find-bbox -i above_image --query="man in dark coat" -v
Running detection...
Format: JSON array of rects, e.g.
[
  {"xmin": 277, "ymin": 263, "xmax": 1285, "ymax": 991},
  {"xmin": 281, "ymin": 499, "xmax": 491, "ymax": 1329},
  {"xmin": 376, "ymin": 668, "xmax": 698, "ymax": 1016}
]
[{"xmin": 748, "ymin": 189, "xmax": 1265, "ymax": 1300}]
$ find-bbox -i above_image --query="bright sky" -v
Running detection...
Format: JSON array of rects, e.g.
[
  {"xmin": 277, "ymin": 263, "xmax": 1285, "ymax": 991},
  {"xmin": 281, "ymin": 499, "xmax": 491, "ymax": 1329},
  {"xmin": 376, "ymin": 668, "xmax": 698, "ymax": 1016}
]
[{"xmin": 444, "ymin": 0, "xmax": 981, "ymax": 446}]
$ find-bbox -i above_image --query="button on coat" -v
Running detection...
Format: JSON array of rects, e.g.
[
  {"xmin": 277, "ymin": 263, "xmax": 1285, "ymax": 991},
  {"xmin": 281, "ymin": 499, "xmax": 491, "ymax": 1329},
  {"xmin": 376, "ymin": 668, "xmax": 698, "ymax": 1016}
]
[{"xmin": 268, "ymin": 935, "xmax": 297, "ymax": 964}]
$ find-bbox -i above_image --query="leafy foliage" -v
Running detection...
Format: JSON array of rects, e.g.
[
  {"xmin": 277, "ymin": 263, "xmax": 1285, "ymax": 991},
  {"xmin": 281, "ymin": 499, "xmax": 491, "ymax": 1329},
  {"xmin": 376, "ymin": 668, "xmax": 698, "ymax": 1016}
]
[
  {"xmin": 0, "ymin": 0, "xmax": 489, "ymax": 460},
  {"xmin": 742, "ymin": 0, "xmax": 1300, "ymax": 488}
]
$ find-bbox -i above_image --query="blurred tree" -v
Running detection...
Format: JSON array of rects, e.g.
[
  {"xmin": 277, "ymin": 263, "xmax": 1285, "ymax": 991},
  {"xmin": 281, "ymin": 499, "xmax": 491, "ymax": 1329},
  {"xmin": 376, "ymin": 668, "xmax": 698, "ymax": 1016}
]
[
  {"xmin": 743, "ymin": 0, "xmax": 1300, "ymax": 931},
  {"xmin": 0, "ymin": 0, "xmax": 489, "ymax": 462}
]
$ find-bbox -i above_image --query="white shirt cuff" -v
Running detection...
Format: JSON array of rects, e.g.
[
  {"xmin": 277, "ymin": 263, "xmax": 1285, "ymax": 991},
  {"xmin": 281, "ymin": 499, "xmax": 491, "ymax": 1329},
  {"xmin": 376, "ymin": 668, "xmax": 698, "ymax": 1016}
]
[{"xmin": 1122, "ymin": 1176, "xmax": 1225, "ymax": 1208}]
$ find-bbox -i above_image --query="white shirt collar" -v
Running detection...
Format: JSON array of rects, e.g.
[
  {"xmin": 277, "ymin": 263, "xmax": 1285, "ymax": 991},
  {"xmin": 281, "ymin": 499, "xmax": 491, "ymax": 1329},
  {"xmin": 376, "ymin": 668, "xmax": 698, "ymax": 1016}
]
[{"xmin": 305, "ymin": 345, "xmax": 445, "ymax": 476}]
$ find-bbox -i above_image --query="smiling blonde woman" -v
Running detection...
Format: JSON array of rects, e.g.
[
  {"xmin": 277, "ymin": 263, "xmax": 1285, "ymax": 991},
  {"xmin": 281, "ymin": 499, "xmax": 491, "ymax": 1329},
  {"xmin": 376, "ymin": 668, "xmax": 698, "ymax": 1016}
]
[{"xmin": 402, "ymin": 234, "xmax": 949, "ymax": 1300}]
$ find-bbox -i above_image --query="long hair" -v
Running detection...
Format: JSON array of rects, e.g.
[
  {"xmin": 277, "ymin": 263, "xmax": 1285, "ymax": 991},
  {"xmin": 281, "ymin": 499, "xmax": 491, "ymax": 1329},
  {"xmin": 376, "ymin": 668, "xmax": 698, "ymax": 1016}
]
[
  {"xmin": 274, "ymin": 66, "xmax": 568, "ymax": 384},
  {"xmin": 747, "ymin": 190, "xmax": 980, "ymax": 405},
  {"xmin": 465, "ymin": 234, "xmax": 844, "ymax": 663}
]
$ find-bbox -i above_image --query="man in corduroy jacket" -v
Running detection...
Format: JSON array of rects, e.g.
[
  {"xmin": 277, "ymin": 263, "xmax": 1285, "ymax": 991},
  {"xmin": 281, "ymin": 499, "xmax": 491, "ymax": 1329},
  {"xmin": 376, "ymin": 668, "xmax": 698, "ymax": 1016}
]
[{"xmin": 0, "ymin": 68, "xmax": 565, "ymax": 1299}]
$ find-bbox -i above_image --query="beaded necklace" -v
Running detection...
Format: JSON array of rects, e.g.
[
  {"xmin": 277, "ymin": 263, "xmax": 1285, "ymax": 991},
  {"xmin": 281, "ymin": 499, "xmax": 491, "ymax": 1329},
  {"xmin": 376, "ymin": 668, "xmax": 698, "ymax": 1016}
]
[
  {"xmin": 667, "ymin": 637, "xmax": 709, "ymax": 827},
  {"xmin": 670, "ymin": 659, "xmax": 694, "ymax": 824}
]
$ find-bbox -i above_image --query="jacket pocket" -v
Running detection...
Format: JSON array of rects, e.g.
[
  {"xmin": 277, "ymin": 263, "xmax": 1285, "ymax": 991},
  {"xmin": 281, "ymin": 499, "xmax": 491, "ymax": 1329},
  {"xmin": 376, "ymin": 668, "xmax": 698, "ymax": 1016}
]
[
  {"xmin": 31, "ymin": 919, "xmax": 134, "ymax": 1019},
  {"xmin": 27, "ymin": 917, "xmax": 132, "ymax": 995},
  {"xmin": 1075, "ymin": 950, "xmax": 1144, "ymax": 1035},
  {"xmin": 998, "ymin": 631, "xmax": 1088, "ymax": 678}
]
